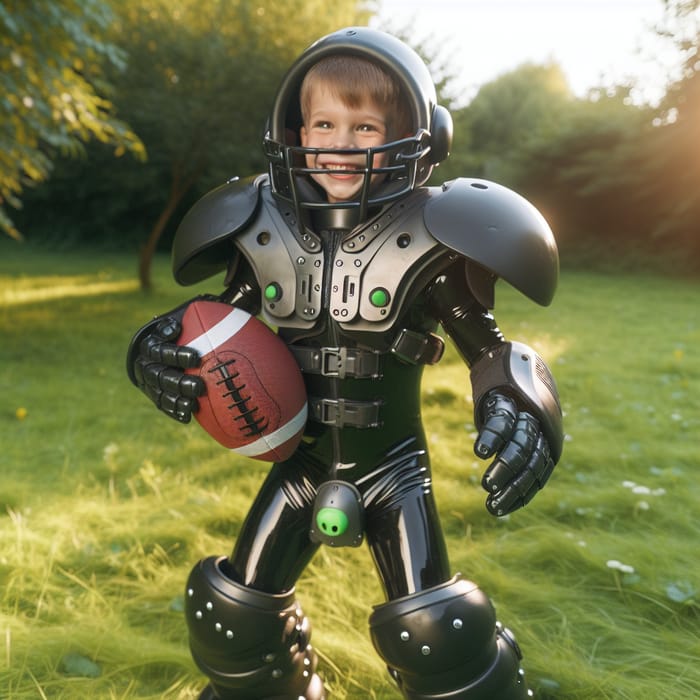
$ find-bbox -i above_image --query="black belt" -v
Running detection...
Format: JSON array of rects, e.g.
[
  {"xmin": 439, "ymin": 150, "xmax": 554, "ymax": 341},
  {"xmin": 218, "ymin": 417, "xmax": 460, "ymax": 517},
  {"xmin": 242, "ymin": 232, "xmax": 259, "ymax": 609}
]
[
  {"xmin": 290, "ymin": 330, "xmax": 444, "ymax": 380},
  {"xmin": 290, "ymin": 346, "xmax": 381, "ymax": 379},
  {"xmin": 308, "ymin": 397, "xmax": 383, "ymax": 429}
]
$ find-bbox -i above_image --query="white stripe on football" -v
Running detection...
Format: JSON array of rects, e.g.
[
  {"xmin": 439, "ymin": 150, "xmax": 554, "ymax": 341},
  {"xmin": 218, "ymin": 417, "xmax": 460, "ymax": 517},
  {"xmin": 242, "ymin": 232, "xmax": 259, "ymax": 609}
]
[{"xmin": 178, "ymin": 300, "xmax": 308, "ymax": 462}]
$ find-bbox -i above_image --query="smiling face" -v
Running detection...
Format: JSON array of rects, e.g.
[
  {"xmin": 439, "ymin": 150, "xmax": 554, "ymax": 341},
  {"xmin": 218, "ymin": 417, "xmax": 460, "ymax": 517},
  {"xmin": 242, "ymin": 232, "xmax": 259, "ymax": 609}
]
[{"xmin": 299, "ymin": 83, "xmax": 391, "ymax": 203}]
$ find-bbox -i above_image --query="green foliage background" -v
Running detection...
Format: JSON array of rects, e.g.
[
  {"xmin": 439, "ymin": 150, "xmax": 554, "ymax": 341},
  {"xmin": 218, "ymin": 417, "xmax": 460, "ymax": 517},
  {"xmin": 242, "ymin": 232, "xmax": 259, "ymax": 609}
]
[
  {"xmin": 0, "ymin": 0, "xmax": 144, "ymax": 239},
  {"xmin": 3, "ymin": 0, "xmax": 700, "ymax": 275}
]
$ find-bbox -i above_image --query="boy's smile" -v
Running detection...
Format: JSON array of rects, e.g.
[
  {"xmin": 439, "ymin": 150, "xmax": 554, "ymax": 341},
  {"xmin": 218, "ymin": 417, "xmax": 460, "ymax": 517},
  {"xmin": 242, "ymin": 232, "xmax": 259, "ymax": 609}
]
[{"xmin": 300, "ymin": 84, "xmax": 390, "ymax": 203}]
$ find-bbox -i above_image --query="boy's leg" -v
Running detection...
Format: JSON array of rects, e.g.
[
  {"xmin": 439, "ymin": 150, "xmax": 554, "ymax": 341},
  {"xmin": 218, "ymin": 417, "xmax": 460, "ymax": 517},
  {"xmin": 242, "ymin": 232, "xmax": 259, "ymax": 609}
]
[
  {"xmin": 365, "ymin": 454, "xmax": 529, "ymax": 699},
  {"xmin": 185, "ymin": 460, "xmax": 324, "ymax": 699}
]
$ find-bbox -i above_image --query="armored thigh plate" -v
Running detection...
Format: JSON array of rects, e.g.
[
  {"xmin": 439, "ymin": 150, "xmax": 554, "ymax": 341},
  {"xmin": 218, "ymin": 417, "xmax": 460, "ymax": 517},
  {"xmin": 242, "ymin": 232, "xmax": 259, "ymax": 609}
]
[
  {"xmin": 185, "ymin": 556, "xmax": 323, "ymax": 699},
  {"xmin": 369, "ymin": 576, "xmax": 529, "ymax": 699}
]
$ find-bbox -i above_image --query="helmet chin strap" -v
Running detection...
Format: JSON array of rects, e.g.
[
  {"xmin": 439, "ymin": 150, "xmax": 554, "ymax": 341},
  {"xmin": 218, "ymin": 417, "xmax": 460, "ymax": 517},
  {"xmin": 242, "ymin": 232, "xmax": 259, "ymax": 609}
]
[
  {"xmin": 309, "ymin": 206, "xmax": 363, "ymax": 232},
  {"xmin": 287, "ymin": 175, "xmax": 361, "ymax": 232},
  {"xmin": 307, "ymin": 177, "xmax": 411, "ymax": 232}
]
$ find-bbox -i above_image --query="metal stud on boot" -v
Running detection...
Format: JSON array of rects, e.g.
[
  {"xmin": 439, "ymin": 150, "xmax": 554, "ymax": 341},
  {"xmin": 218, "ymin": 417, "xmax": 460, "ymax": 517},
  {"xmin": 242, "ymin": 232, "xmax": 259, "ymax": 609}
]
[{"xmin": 197, "ymin": 672, "xmax": 325, "ymax": 699}]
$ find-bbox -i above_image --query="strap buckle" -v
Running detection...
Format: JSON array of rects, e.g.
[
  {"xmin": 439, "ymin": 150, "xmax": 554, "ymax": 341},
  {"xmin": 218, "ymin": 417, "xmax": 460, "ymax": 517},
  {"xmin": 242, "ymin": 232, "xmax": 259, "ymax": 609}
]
[
  {"xmin": 391, "ymin": 328, "xmax": 445, "ymax": 365},
  {"xmin": 321, "ymin": 347, "xmax": 348, "ymax": 378},
  {"xmin": 291, "ymin": 345, "xmax": 382, "ymax": 379},
  {"xmin": 312, "ymin": 397, "xmax": 383, "ymax": 429}
]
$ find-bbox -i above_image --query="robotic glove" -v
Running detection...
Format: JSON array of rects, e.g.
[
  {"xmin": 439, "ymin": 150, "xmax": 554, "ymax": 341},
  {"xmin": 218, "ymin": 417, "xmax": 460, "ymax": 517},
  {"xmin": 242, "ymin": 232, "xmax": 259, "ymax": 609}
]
[
  {"xmin": 126, "ymin": 297, "xmax": 208, "ymax": 423},
  {"xmin": 474, "ymin": 392, "xmax": 555, "ymax": 516},
  {"xmin": 470, "ymin": 342, "xmax": 563, "ymax": 517}
]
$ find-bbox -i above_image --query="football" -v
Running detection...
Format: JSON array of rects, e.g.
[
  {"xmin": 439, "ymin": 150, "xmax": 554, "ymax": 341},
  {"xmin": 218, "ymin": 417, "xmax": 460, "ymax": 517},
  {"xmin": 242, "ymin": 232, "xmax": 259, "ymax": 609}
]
[{"xmin": 178, "ymin": 299, "xmax": 307, "ymax": 462}]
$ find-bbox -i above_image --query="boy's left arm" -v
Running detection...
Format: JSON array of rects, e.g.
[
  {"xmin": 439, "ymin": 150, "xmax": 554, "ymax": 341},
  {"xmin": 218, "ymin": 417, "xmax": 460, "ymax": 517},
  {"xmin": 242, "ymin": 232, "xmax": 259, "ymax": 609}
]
[{"xmin": 428, "ymin": 266, "xmax": 563, "ymax": 517}]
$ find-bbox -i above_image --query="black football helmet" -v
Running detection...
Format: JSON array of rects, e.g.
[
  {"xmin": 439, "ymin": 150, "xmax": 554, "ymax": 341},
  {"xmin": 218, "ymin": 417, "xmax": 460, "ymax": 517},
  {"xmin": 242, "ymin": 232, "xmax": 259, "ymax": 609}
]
[{"xmin": 263, "ymin": 26, "xmax": 453, "ymax": 227}]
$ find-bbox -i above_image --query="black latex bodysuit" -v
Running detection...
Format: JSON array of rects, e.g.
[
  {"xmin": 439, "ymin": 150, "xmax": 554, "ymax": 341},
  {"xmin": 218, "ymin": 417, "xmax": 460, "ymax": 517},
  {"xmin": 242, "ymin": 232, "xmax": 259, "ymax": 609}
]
[{"xmin": 221, "ymin": 222, "xmax": 504, "ymax": 602}]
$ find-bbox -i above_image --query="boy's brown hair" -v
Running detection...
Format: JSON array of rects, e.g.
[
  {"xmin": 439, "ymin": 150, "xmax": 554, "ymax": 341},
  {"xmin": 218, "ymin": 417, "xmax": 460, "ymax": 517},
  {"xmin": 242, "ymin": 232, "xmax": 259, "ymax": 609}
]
[{"xmin": 299, "ymin": 55, "xmax": 412, "ymax": 139}]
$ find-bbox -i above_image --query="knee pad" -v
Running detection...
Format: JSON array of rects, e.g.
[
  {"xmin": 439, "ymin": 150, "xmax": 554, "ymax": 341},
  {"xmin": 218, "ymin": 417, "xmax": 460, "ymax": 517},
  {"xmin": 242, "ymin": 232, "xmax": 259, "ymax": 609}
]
[
  {"xmin": 185, "ymin": 556, "xmax": 323, "ymax": 699},
  {"xmin": 369, "ymin": 576, "xmax": 529, "ymax": 699}
]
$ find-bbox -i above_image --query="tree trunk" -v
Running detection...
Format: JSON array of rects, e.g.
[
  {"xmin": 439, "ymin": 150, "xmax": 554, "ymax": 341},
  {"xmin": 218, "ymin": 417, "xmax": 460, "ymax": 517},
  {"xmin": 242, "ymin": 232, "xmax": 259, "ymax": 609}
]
[{"xmin": 138, "ymin": 169, "xmax": 193, "ymax": 291}]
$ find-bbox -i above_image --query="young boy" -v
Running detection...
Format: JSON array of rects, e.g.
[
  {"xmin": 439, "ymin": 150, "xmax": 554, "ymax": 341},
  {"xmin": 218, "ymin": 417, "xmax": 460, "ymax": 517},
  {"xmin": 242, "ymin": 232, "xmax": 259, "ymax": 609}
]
[
  {"xmin": 128, "ymin": 27, "xmax": 562, "ymax": 700},
  {"xmin": 299, "ymin": 55, "xmax": 410, "ymax": 203}
]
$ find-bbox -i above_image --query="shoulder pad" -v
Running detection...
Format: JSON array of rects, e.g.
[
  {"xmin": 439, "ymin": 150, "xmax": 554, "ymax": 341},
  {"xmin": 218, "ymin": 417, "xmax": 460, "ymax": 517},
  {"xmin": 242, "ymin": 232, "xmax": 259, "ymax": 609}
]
[
  {"xmin": 424, "ymin": 178, "xmax": 559, "ymax": 305},
  {"xmin": 172, "ymin": 175, "xmax": 263, "ymax": 285}
]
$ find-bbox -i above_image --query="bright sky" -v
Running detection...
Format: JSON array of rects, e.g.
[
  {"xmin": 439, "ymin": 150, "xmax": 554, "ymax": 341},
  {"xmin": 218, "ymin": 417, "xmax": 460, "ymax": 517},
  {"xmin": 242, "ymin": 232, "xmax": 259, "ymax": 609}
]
[{"xmin": 372, "ymin": 0, "xmax": 677, "ymax": 105}]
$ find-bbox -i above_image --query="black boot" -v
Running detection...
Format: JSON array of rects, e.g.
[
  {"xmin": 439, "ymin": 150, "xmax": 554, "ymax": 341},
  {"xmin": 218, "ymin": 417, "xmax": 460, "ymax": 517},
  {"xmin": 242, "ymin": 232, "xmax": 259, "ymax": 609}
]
[
  {"xmin": 186, "ymin": 557, "xmax": 326, "ymax": 700},
  {"xmin": 197, "ymin": 670, "xmax": 325, "ymax": 699}
]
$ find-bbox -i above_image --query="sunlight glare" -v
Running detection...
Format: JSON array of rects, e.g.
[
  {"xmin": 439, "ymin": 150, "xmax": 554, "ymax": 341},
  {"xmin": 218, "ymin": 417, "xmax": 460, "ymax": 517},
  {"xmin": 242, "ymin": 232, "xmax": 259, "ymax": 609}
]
[{"xmin": 1, "ymin": 276, "xmax": 139, "ymax": 306}]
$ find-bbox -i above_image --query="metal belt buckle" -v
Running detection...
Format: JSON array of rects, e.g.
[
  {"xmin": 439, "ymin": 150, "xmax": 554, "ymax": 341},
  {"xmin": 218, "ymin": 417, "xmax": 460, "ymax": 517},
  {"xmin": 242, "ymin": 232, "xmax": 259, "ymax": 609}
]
[
  {"xmin": 315, "ymin": 397, "xmax": 382, "ymax": 429},
  {"xmin": 319, "ymin": 398, "xmax": 344, "ymax": 425},
  {"xmin": 321, "ymin": 347, "xmax": 347, "ymax": 378}
]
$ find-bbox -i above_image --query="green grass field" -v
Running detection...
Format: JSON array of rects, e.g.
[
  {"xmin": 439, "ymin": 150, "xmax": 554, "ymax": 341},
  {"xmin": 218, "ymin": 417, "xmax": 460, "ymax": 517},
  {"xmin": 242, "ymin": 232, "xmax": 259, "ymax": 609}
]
[{"xmin": 1, "ymin": 242, "xmax": 698, "ymax": 699}]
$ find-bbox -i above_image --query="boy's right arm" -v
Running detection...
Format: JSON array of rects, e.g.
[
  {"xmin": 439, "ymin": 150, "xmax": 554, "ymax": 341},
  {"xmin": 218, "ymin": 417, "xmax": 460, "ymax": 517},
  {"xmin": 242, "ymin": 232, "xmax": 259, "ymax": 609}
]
[{"xmin": 126, "ymin": 299, "xmax": 206, "ymax": 423}]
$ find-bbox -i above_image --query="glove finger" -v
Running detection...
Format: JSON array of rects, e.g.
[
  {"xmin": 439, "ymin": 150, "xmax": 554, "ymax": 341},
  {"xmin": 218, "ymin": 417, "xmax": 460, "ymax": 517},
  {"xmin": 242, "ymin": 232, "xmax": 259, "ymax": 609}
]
[
  {"xmin": 141, "ymin": 335, "xmax": 201, "ymax": 370},
  {"xmin": 529, "ymin": 434, "xmax": 554, "ymax": 490},
  {"xmin": 138, "ymin": 361, "xmax": 206, "ymax": 398},
  {"xmin": 163, "ymin": 395, "xmax": 199, "ymax": 424},
  {"xmin": 474, "ymin": 393, "xmax": 517, "ymax": 458},
  {"xmin": 481, "ymin": 412, "xmax": 538, "ymax": 494},
  {"xmin": 155, "ymin": 316, "xmax": 183, "ymax": 341},
  {"xmin": 486, "ymin": 459, "xmax": 540, "ymax": 516},
  {"xmin": 143, "ymin": 384, "xmax": 199, "ymax": 423},
  {"xmin": 158, "ymin": 366, "xmax": 205, "ymax": 398},
  {"xmin": 486, "ymin": 434, "xmax": 553, "ymax": 516}
]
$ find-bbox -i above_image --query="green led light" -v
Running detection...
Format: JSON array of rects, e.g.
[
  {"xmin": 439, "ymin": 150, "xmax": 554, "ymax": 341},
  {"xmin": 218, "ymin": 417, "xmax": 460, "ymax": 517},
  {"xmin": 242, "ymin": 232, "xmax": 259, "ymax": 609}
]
[
  {"xmin": 369, "ymin": 287, "xmax": 390, "ymax": 307},
  {"xmin": 264, "ymin": 283, "xmax": 281, "ymax": 301}
]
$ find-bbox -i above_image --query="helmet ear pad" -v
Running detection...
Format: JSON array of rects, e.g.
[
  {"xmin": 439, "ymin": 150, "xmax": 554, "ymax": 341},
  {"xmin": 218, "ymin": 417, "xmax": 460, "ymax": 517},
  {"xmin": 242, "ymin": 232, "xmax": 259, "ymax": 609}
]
[{"xmin": 429, "ymin": 104, "xmax": 453, "ymax": 165}]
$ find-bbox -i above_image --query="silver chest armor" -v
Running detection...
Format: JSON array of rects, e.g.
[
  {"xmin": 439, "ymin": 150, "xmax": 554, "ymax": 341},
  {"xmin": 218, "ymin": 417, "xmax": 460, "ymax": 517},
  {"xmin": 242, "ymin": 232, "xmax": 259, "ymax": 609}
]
[
  {"xmin": 172, "ymin": 175, "xmax": 558, "ymax": 329},
  {"xmin": 234, "ymin": 186, "xmax": 449, "ymax": 333}
]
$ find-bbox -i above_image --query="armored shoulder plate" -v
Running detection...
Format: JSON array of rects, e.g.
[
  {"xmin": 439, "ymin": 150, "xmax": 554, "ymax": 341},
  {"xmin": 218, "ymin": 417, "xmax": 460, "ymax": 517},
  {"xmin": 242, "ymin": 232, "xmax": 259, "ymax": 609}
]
[
  {"xmin": 172, "ymin": 175, "xmax": 263, "ymax": 285},
  {"xmin": 424, "ymin": 178, "xmax": 559, "ymax": 306}
]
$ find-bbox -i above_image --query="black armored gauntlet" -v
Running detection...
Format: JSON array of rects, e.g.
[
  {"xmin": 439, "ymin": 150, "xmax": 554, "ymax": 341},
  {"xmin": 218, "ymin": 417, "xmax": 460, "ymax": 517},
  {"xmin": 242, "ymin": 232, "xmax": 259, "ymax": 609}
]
[
  {"xmin": 126, "ymin": 297, "xmax": 209, "ymax": 423},
  {"xmin": 470, "ymin": 341, "xmax": 563, "ymax": 516},
  {"xmin": 470, "ymin": 341, "xmax": 563, "ymax": 461}
]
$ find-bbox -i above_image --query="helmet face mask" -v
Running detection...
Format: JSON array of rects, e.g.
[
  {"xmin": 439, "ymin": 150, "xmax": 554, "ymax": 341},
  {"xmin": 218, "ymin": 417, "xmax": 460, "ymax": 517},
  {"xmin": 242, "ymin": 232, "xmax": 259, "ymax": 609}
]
[
  {"xmin": 263, "ymin": 27, "xmax": 452, "ymax": 227},
  {"xmin": 263, "ymin": 130, "xmax": 433, "ymax": 221}
]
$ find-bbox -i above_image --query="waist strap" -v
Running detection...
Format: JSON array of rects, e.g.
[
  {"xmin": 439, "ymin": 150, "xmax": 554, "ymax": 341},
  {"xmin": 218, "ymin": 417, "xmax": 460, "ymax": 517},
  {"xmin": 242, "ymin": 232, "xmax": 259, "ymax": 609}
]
[
  {"xmin": 291, "ymin": 346, "xmax": 381, "ymax": 379},
  {"xmin": 308, "ymin": 397, "xmax": 383, "ymax": 429},
  {"xmin": 291, "ymin": 330, "xmax": 444, "ymax": 380}
]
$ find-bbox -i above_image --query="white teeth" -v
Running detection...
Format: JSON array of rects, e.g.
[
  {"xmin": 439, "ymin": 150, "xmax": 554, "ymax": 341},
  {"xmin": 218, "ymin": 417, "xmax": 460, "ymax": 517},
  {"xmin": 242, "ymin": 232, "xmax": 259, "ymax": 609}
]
[{"xmin": 320, "ymin": 163, "xmax": 361, "ymax": 170}]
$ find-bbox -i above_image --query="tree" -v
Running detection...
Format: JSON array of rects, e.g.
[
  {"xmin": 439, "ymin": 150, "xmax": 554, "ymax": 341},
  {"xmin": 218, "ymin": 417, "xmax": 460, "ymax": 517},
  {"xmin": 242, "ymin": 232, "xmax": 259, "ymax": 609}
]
[
  {"xmin": 506, "ymin": 90, "xmax": 655, "ymax": 256},
  {"xmin": 438, "ymin": 6, "xmax": 700, "ymax": 271},
  {"xmin": 545, "ymin": 0, "xmax": 700, "ymax": 266},
  {"xmin": 644, "ymin": 0, "xmax": 700, "ymax": 258},
  {"xmin": 105, "ymin": 0, "xmax": 370, "ymax": 290},
  {"xmin": 452, "ymin": 62, "xmax": 573, "ymax": 184},
  {"xmin": 0, "ymin": 0, "xmax": 144, "ymax": 240}
]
